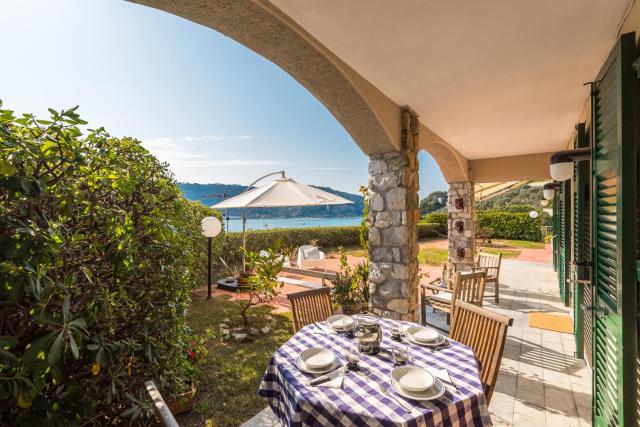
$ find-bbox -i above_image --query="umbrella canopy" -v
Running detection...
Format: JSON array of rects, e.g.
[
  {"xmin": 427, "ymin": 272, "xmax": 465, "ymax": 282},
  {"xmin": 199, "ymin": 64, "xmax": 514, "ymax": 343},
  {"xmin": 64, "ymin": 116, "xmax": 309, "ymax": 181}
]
[
  {"xmin": 212, "ymin": 176, "xmax": 352, "ymax": 273},
  {"xmin": 212, "ymin": 177, "xmax": 352, "ymax": 208}
]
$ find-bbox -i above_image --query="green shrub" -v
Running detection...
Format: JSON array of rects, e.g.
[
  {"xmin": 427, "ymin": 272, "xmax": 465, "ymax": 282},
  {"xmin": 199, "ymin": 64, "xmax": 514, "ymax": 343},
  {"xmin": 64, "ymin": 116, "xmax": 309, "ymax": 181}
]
[
  {"xmin": 421, "ymin": 213, "xmax": 448, "ymax": 229},
  {"xmin": 0, "ymin": 103, "xmax": 223, "ymax": 424},
  {"xmin": 476, "ymin": 212, "xmax": 542, "ymax": 242},
  {"xmin": 222, "ymin": 223, "xmax": 445, "ymax": 263}
]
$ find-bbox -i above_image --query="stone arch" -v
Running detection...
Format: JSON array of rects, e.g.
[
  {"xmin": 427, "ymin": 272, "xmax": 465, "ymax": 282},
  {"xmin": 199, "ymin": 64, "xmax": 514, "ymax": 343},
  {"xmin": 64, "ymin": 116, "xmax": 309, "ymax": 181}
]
[
  {"xmin": 130, "ymin": 0, "xmax": 400, "ymax": 154},
  {"xmin": 129, "ymin": 0, "xmax": 470, "ymax": 181}
]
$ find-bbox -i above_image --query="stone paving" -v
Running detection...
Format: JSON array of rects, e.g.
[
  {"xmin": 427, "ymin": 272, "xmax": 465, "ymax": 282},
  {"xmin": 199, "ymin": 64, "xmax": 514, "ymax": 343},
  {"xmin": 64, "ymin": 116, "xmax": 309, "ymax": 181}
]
[
  {"xmin": 485, "ymin": 260, "xmax": 591, "ymax": 427},
  {"xmin": 242, "ymin": 258, "xmax": 592, "ymax": 426}
]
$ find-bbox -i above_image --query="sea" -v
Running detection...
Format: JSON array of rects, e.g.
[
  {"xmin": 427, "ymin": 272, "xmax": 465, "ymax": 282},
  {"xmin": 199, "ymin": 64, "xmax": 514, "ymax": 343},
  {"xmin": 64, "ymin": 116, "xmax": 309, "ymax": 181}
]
[{"xmin": 224, "ymin": 216, "xmax": 361, "ymax": 232}]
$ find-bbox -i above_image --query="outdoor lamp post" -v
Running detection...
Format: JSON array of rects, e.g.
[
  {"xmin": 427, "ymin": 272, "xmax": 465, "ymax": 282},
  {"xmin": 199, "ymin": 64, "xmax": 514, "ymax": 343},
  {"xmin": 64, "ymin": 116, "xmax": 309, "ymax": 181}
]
[{"xmin": 201, "ymin": 216, "xmax": 222, "ymax": 299}]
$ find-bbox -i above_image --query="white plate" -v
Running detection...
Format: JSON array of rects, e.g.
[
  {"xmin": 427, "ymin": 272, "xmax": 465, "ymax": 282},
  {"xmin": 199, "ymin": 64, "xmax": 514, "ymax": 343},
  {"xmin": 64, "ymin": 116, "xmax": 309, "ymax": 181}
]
[
  {"xmin": 407, "ymin": 333, "xmax": 446, "ymax": 347},
  {"xmin": 326, "ymin": 315, "xmax": 355, "ymax": 331},
  {"xmin": 390, "ymin": 378, "xmax": 446, "ymax": 401},
  {"xmin": 406, "ymin": 326, "xmax": 439, "ymax": 343},
  {"xmin": 295, "ymin": 356, "xmax": 341, "ymax": 375},
  {"xmin": 299, "ymin": 347, "xmax": 336, "ymax": 369},
  {"xmin": 391, "ymin": 366, "xmax": 435, "ymax": 392}
]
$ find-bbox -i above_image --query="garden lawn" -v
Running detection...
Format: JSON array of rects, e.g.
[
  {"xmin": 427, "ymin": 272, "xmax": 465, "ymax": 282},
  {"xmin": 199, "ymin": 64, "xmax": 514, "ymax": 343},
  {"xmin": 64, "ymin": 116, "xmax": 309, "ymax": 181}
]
[
  {"xmin": 418, "ymin": 247, "xmax": 449, "ymax": 265},
  {"xmin": 477, "ymin": 247, "xmax": 521, "ymax": 258},
  {"xmin": 178, "ymin": 294, "xmax": 293, "ymax": 427},
  {"xmin": 499, "ymin": 239, "xmax": 545, "ymax": 249}
]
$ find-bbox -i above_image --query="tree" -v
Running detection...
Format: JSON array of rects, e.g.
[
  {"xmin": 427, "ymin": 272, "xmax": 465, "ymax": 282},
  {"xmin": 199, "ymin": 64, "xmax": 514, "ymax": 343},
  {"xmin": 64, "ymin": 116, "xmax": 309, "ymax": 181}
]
[{"xmin": 419, "ymin": 190, "xmax": 447, "ymax": 215}]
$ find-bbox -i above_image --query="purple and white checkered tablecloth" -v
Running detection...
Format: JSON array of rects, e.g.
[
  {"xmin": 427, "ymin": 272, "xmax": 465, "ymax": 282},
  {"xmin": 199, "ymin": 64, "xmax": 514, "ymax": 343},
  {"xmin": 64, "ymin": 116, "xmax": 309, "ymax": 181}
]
[{"xmin": 258, "ymin": 318, "xmax": 492, "ymax": 427}]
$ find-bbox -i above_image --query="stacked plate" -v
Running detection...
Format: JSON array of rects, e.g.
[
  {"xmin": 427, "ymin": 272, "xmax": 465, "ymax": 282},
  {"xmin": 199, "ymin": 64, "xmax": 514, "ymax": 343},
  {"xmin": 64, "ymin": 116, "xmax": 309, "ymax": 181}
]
[
  {"xmin": 296, "ymin": 347, "xmax": 340, "ymax": 374},
  {"xmin": 405, "ymin": 326, "xmax": 446, "ymax": 347},
  {"xmin": 326, "ymin": 315, "xmax": 355, "ymax": 331},
  {"xmin": 390, "ymin": 366, "xmax": 446, "ymax": 401}
]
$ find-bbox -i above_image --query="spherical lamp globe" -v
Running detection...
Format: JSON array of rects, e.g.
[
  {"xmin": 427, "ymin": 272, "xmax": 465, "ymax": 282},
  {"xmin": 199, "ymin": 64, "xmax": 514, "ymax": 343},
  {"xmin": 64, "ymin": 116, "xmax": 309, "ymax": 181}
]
[{"xmin": 201, "ymin": 216, "xmax": 222, "ymax": 238}]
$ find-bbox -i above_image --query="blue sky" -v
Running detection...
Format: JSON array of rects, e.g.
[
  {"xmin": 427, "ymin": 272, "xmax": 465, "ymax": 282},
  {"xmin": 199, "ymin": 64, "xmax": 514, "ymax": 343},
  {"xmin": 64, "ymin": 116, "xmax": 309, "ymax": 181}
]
[{"xmin": 0, "ymin": 0, "xmax": 446, "ymax": 196}]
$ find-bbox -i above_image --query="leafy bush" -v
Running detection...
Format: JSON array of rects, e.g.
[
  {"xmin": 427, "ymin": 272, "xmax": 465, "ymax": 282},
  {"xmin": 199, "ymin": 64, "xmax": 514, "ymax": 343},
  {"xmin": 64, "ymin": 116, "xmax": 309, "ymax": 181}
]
[
  {"xmin": 476, "ymin": 212, "xmax": 542, "ymax": 242},
  {"xmin": 222, "ymin": 223, "xmax": 445, "ymax": 263},
  {"xmin": 421, "ymin": 213, "xmax": 448, "ymax": 229},
  {"xmin": 330, "ymin": 248, "xmax": 369, "ymax": 312},
  {"xmin": 241, "ymin": 243, "xmax": 285, "ymax": 327},
  {"xmin": 0, "ymin": 103, "xmax": 222, "ymax": 424}
]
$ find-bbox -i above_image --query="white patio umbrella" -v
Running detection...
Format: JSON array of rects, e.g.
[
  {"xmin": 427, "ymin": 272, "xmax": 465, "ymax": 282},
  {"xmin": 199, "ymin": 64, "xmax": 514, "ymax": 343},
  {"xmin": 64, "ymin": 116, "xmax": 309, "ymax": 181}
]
[{"xmin": 212, "ymin": 171, "xmax": 353, "ymax": 272}]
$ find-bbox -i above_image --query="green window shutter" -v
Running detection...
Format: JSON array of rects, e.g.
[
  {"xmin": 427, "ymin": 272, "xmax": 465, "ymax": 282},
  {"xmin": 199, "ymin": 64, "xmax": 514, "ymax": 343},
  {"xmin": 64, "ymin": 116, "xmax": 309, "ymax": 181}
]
[
  {"xmin": 591, "ymin": 31, "xmax": 637, "ymax": 427},
  {"xmin": 559, "ymin": 180, "xmax": 571, "ymax": 306},
  {"xmin": 573, "ymin": 122, "xmax": 587, "ymax": 360}
]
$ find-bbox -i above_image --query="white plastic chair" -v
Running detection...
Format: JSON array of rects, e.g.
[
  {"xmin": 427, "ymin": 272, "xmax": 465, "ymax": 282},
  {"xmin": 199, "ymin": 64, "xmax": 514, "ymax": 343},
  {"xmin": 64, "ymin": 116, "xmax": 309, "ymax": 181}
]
[{"xmin": 297, "ymin": 245, "xmax": 326, "ymax": 271}]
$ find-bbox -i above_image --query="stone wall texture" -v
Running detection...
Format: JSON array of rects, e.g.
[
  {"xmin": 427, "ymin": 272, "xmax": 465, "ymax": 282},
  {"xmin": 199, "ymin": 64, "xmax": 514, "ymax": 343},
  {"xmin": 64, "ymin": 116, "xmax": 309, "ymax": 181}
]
[
  {"xmin": 367, "ymin": 109, "xmax": 420, "ymax": 321},
  {"xmin": 447, "ymin": 182, "xmax": 475, "ymax": 266}
]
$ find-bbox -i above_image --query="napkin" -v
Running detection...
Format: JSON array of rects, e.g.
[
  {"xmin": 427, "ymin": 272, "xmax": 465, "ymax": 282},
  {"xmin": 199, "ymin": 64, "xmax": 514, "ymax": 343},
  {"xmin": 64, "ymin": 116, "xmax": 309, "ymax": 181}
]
[
  {"xmin": 316, "ymin": 373, "xmax": 345, "ymax": 389},
  {"xmin": 426, "ymin": 367, "xmax": 452, "ymax": 383},
  {"xmin": 305, "ymin": 373, "xmax": 345, "ymax": 389}
]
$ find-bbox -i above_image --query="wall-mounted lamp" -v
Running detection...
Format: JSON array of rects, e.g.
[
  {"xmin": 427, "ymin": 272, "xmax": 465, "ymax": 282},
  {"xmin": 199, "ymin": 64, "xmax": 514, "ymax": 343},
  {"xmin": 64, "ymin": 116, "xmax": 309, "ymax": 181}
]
[
  {"xmin": 542, "ymin": 182, "xmax": 560, "ymax": 200},
  {"xmin": 549, "ymin": 147, "xmax": 591, "ymax": 181}
]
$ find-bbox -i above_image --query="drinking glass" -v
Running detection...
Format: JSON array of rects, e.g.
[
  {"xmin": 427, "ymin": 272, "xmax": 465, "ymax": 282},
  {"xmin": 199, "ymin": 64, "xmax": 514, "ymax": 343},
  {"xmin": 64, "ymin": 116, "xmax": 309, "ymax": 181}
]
[
  {"xmin": 344, "ymin": 317, "xmax": 357, "ymax": 338},
  {"xmin": 346, "ymin": 343, "xmax": 360, "ymax": 371},
  {"xmin": 392, "ymin": 342, "xmax": 409, "ymax": 366},
  {"xmin": 391, "ymin": 323, "xmax": 403, "ymax": 341}
]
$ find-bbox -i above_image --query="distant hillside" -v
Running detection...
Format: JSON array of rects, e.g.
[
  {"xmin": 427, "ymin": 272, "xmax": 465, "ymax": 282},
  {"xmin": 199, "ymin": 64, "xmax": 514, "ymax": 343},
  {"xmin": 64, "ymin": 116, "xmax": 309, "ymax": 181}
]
[
  {"xmin": 477, "ymin": 184, "xmax": 543, "ymax": 210},
  {"xmin": 178, "ymin": 182, "xmax": 364, "ymax": 219}
]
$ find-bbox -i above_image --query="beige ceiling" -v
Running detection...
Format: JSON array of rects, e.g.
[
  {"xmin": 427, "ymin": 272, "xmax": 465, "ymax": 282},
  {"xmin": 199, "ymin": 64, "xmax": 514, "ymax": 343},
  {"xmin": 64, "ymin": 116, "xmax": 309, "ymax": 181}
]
[{"xmin": 271, "ymin": 0, "xmax": 633, "ymax": 160}]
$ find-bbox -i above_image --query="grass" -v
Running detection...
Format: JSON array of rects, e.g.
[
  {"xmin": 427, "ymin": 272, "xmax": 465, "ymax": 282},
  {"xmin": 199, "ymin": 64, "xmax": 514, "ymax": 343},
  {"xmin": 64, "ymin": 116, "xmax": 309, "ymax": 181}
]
[
  {"xmin": 418, "ymin": 247, "xmax": 449, "ymax": 265},
  {"xmin": 335, "ymin": 245, "xmax": 368, "ymax": 257},
  {"xmin": 499, "ymin": 239, "xmax": 545, "ymax": 249},
  {"xmin": 477, "ymin": 247, "xmax": 521, "ymax": 258},
  {"xmin": 177, "ymin": 293, "xmax": 293, "ymax": 427}
]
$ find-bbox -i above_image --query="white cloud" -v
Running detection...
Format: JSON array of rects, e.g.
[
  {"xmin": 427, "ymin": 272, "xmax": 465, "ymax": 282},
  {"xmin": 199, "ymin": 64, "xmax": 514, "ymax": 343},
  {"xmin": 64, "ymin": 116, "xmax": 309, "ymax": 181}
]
[
  {"xmin": 233, "ymin": 134, "xmax": 254, "ymax": 140},
  {"xmin": 171, "ymin": 159, "xmax": 289, "ymax": 166},
  {"xmin": 306, "ymin": 167, "xmax": 350, "ymax": 170}
]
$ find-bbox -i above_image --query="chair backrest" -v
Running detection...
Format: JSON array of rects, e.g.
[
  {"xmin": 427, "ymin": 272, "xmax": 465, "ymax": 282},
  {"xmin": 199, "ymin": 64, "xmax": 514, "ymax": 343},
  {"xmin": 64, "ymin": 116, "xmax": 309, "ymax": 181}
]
[
  {"xmin": 451, "ymin": 271, "xmax": 487, "ymax": 307},
  {"xmin": 450, "ymin": 301, "xmax": 513, "ymax": 403},
  {"xmin": 287, "ymin": 287, "xmax": 333, "ymax": 333},
  {"xmin": 477, "ymin": 251, "xmax": 502, "ymax": 278},
  {"xmin": 145, "ymin": 381, "xmax": 179, "ymax": 427}
]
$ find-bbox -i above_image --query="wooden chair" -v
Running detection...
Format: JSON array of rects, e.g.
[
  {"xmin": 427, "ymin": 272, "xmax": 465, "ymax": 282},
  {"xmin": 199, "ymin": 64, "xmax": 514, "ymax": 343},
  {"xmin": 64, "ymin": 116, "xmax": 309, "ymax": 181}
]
[
  {"xmin": 145, "ymin": 381, "xmax": 179, "ymax": 427},
  {"xmin": 470, "ymin": 251, "xmax": 502, "ymax": 303},
  {"xmin": 287, "ymin": 287, "xmax": 333, "ymax": 333},
  {"xmin": 420, "ymin": 271, "xmax": 487, "ymax": 326},
  {"xmin": 450, "ymin": 301, "xmax": 513, "ymax": 403}
]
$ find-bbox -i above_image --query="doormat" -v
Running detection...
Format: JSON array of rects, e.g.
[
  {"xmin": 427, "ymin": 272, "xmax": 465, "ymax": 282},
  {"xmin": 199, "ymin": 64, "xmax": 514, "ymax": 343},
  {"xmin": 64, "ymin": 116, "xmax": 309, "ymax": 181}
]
[{"xmin": 528, "ymin": 312, "xmax": 573, "ymax": 333}]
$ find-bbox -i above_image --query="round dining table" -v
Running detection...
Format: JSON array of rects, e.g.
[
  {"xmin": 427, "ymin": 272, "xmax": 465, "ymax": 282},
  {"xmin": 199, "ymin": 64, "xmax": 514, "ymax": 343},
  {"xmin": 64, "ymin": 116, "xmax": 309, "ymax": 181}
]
[{"xmin": 258, "ymin": 318, "xmax": 492, "ymax": 426}]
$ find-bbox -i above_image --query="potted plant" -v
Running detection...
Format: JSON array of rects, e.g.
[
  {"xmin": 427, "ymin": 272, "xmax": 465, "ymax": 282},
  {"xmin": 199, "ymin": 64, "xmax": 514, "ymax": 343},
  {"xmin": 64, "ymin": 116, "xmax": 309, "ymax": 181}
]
[
  {"xmin": 166, "ymin": 330, "xmax": 212, "ymax": 414},
  {"xmin": 330, "ymin": 249, "xmax": 368, "ymax": 314}
]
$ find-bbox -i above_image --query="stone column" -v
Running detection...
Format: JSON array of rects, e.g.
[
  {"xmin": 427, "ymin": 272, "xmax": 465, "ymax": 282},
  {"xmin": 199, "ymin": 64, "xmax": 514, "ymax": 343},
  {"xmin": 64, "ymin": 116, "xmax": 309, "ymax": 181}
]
[
  {"xmin": 367, "ymin": 109, "xmax": 420, "ymax": 321},
  {"xmin": 447, "ymin": 182, "xmax": 475, "ymax": 266}
]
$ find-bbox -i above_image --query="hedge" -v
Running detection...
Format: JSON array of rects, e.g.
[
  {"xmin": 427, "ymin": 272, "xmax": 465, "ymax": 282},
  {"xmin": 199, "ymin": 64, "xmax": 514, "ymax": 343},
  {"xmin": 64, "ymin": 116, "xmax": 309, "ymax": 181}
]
[
  {"xmin": 476, "ymin": 212, "xmax": 542, "ymax": 241},
  {"xmin": 222, "ymin": 223, "xmax": 445, "ymax": 263},
  {"xmin": 0, "ymin": 104, "xmax": 223, "ymax": 424},
  {"xmin": 422, "ymin": 211, "xmax": 542, "ymax": 242}
]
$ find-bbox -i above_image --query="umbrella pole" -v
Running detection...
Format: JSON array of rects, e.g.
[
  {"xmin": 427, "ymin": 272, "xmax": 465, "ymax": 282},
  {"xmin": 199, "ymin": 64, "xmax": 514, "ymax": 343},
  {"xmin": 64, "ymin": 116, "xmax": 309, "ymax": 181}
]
[{"xmin": 242, "ymin": 208, "xmax": 246, "ymax": 275}]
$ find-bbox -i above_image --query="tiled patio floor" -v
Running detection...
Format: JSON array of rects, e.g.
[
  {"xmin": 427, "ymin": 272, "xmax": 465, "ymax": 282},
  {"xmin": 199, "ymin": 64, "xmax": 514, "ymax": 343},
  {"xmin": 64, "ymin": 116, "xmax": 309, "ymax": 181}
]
[
  {"xmin": 485, "ymin": 260, "xmax": 591, "ymax": 427},
  {"xmin": 243, "ymin": 259, "xmax": 592, "ymax": 426}
]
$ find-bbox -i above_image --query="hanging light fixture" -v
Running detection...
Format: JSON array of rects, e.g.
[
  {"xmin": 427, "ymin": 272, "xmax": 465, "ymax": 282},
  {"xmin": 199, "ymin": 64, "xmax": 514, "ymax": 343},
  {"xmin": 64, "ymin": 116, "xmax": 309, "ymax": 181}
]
[
  {"xmin": 542, "ymin": 182, "xmax": 560, "ymax": 200},
  {"xmin": 549, "ymin": 147, "xmax": 591, "ymax": 181}
]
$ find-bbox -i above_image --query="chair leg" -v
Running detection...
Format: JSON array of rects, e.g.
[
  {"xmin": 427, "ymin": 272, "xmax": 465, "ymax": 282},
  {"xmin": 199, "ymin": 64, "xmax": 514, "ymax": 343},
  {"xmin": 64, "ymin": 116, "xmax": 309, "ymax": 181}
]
[
  {"xmin": 420, "ymin": 289, "xmax": 426, "ymax": 326},
  {"xmin": 446, "ymin": 313, "xmax": 450, "ymax": 325},
  {"xmin": 494, "ymin": 280, "xmax": 499, "ymax": 304}
]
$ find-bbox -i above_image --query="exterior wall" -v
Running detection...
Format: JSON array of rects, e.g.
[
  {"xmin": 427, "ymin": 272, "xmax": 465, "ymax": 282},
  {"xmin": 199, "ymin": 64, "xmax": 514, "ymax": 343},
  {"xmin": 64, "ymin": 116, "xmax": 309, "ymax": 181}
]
[
  {"xmin": 367, "ymin": 110, "xmax": 420, "ymax": 321},
  {"xmin": 470, "ymin": 152, "xmax": 553, "ymax": 182},
  {"xmin": 447, "ymin": 182, "xmax": 475, "ymax": 266}
]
